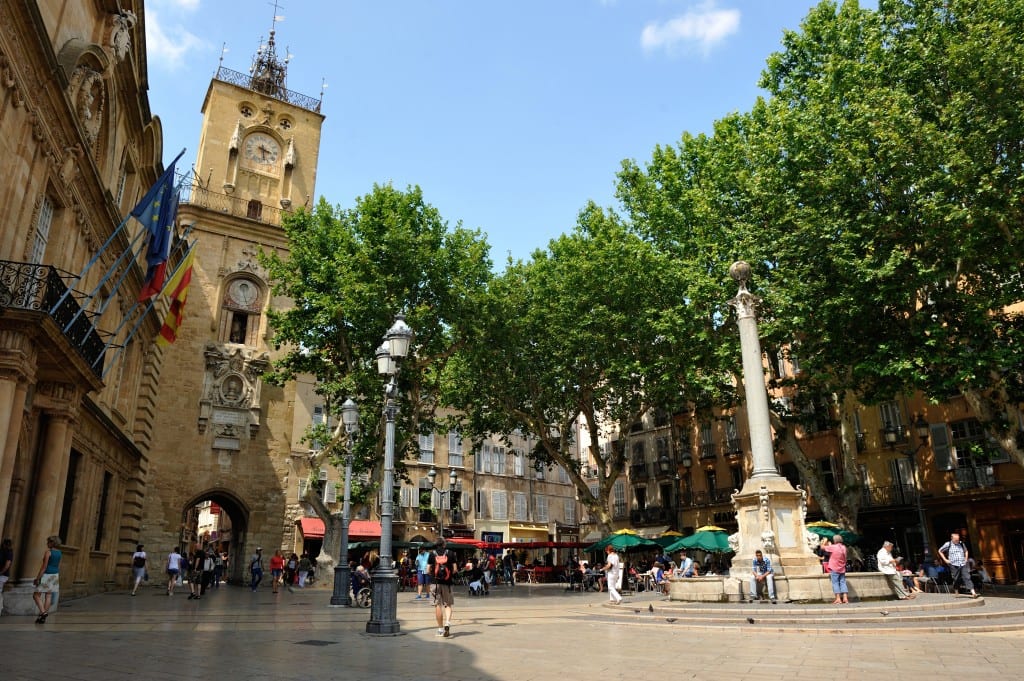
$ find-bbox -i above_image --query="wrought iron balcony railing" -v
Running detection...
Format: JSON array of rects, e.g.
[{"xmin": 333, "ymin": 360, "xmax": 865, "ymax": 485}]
[
  {"xmin": 861, "ymin": 483, "xmax": 919, "ymax": 508},
  {"xmin": 179, "ymin": 181, "xmax": 287, "ymax": 227},
  {"xmin": 699, "ymin": 443, "xmax": 717, "ymax": 460},
  {"xmin": 0, "ymin": 261, "xmax": 104, "ymax": 378},
  {"xmin": 215, "ymin": 66, "xmax": 322, "ymax": 113}
]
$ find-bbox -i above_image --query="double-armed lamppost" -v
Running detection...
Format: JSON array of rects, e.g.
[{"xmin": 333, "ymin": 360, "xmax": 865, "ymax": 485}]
[
  {"xmin": 366, "ymin": 314, "xmax": 413, "ymax": 636},
  {"xmin": 330, "ymin": 398, "xmax": 359, "ymax": 606},
  {"xmin": 427, "ymin": 466, "xmax": 458, "ymax": 540},
  {"xmin": 884, "ymin": 414, "xmax": 932, "ymax": 566}
]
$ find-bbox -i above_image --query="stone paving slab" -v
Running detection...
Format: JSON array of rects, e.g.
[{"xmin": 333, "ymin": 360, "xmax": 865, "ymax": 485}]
[{"xmin": 1, "ymin": 583, "xmax": 1023, "ymax": 680}]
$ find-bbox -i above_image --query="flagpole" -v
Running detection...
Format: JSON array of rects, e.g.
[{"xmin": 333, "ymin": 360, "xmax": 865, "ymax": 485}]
[
  {"xmin": 49, "ymin": 149, "xmax": 187, "ymax": 317},
  {"xmin": 99, "ymin": 236, "xmax": 196, "ymax": 376}
]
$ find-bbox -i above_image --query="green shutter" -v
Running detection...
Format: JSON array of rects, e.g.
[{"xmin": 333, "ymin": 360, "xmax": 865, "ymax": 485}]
[{"xmin": 930, "ymin": 423, "xmax": 953, "ymax": 471}]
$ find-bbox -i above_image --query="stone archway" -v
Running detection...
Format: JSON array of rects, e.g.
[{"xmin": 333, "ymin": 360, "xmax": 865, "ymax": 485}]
[{"xmin": 180, "ymin": 489, "xmax": 251, "ymax": 585}]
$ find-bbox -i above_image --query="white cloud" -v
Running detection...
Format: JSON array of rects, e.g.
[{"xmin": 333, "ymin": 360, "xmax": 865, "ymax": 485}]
[
  {"xmin": 145, "ymin": 4, "xmax": 205, "ymax": 71},
  {"xmin": 641, "ymin": 1, "xmax": 741, "ymax": 57}
]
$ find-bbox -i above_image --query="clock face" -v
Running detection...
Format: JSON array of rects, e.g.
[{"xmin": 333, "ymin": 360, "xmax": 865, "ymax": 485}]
[
  {"xmin": 228, "ymin": 279, "xmax": 258, "ymax": 307},
  {"xmin": 243, "ymin": 133, "xmax": 280, "ymax": 165}
]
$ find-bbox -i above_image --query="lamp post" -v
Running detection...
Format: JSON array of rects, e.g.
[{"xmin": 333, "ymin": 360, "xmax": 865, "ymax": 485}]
[
  {"xmin": 330, "ymin": 398, "xmax": 359, "ymax": 606},
  {"xmin": 680, "ymin": 452, "xmax": 693, "ymax": 508},
  {"xmin": 885, "ymin": 414, "xmax": 932, "ymax": 566},
  {"xmin": 366, "ymin": 314, "xmax": 413, "ymax": 636},
  {"xmin": 427, "ymin": 466, "xmax": 458, "ymax": 540}
]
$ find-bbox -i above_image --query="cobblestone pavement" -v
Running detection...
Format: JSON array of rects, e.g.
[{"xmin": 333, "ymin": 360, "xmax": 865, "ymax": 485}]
[{"xmin": 1, "ymin": 583, "xmax": 1022, "ymax": 681}]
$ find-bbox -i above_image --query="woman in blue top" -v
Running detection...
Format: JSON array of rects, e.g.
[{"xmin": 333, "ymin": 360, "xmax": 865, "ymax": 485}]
[{"xmin": 33, "ymin": 535, "xmax": 62, "ymax": 623}]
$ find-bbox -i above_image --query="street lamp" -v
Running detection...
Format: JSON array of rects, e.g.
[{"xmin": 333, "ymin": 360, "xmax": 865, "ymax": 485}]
[
  {"xmin": 885, "ymin": 414, "xmax": 932, "ymax": 566},
  {"xmin": 366, "ymin": 314, "xmax": 413, "ymax": 636},
  {"xmin": 426, "ymin": 466, "xmax": 459, "ymax": 539},
  {"xmin": 330, "ymin": 398, "xmax": 359, "ymax": 606},
  {"xmin": 680, "ymin": 451, "xmax": 693, "ymax": 507}
]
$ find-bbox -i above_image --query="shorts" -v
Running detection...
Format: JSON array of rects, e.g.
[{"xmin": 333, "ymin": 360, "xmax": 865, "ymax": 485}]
[
  {"xmin": 167, "ymin": 568, "xmax": 180, "ymax": 577},
  {"xmin": 35, "ymin": 573, "xmax": 59, "ymax": 593},
  {"xmin": 417, "ymin": 571, "xmax": 429, "ymax": 585},
  {"xmin": 272, "ymin": 569, "xmax": 283, "ymax": 578},
  {"xmin": 434, "ymin": 583, "xmax": 454, "ymax": 607},
  {"xmin": 132, "ymin": 567, "xmax": 146, "ymax": 580}
]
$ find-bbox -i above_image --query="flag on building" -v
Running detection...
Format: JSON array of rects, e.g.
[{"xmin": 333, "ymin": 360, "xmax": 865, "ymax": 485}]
[
  {"xmin": 133, "ymin": 151, "xmax": 184, "ymax": 301},
  {"xmin": 156, "ymin": 246, "xmax": 196, "ymax": 347}
]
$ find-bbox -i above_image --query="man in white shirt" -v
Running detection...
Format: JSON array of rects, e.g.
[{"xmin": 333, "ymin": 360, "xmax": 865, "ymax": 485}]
[
  {"xmin": 675, "ymin": 550, "xmax": 695, "ymax": 577},
  {"xmin": 602, "ymin": 545, "xmax": 623, "ymax": 605},
  {"xmin": 876, "ymin": 541, "xmax": 913, "ymax": 600}
]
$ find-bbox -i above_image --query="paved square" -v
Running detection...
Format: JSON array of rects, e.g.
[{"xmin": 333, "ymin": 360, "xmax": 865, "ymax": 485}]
[{"xmin": 1, "ymin": 584, "xmax": 1022, "ymax": 680}]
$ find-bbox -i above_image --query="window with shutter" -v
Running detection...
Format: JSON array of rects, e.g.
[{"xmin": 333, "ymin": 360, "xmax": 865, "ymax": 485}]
[
  {"xmin": 324, "ymin": 483, "xmax": 337, "ymax": 503},
  {"xmin": 930, "ymin": 422, "xmax": 953, "ymax": 471},
  {"xmin": 30, "ymin": 195, "xmax": 55, "ymax": 264},
  {"xmin": 298, "ymin": 479, "xmax": 308, "ymax": 501},
  {"xmin": 492, "ymin": 490, "xmax": 508, "ymax": 520},
  {"xmin": 534, "ymin": 495, "xmax": 548, "ymax": 522},
  {"xmin": 564, "ymin": 499, "xmax": 576, "ymax": 525},
  {"xmin": 476, "ymin": 490, "xmax": 488, "ymax": 518},
  {"xmin": 514, "ymin": 450, "xmax": 525, "ymax": 476},
  {"xmin": 513, "ymin": 492, "xmax": 527, "ymax": 520}
]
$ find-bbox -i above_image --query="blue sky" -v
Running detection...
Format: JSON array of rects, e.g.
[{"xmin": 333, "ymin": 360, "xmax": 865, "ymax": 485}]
[{"xmin": 145, "ymin": 1, "xmax": 832, "ymax": 265}]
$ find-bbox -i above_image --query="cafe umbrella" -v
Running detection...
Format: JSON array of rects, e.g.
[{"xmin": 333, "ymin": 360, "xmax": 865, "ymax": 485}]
[
  {"xmin": 585, "ymin": 529, "xmax": 660, "ymax": 553},
  {"xmin": 665, "ymin": 526, "xmax": 733, "ymax": 553},
  {"xmin": 805, "ymin": 520, "xmax": 861, "ymax": 545}
]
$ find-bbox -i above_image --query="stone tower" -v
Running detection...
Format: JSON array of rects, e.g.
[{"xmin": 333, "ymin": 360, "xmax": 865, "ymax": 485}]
[{"xmin": 139, "ymin": 24, "xmax": 325, "ymax": 583}]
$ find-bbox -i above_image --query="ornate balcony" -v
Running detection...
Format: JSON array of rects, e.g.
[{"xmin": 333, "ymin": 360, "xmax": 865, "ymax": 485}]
[
  {"xmin": 861, "ymin": 484, "xmax": 919, "ymax": 508},
  {"xmin": 0, "ymin": 260, "xmax": 104, "ymax": 379}
]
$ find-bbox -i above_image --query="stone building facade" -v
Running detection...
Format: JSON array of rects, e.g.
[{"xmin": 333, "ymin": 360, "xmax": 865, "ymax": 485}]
[
  {"xmin": 0, "ymin": 1, "xmax": 169, "ymax": 614},
  {"xmin": 136, "ymin": 25, "xmax": 326, "ymax": 583}
]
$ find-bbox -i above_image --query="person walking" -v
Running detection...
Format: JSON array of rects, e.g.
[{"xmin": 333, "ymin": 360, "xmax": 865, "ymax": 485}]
[
  {"xmin": 269, "ymin": 549, "xmax": 285, "ymax": 593},
  {"xmin": 212, "ymin": 548, "xmax": 224, "ymax": 588},
  {"xmin": 0, "ymin": 537, "xmax": 14, "ymax": 613},
  {"xmin": 130, "ymin": 544, "xmax": 147, "ymax": 596},
  {"xmin": 32, "ymin": 535, "xmax": 62, "ymax": 623},
  {"xmin": 938, "ymin": 532, "xmax": 979, "ymax": 598},
  {"xmin": 297, "ymin": 552, "xmax": 313, "ymax": 588},
  {"xmin": 876, "ymin": 541, "xmax": 913, "ymax": 600},
  {"xmin": 820, "ymin": 535, "xmax": 849, "ymax": 604},
  {"xmin": 187, "ymin": 548, "xmax": 203, "ymax": 600},
  {"xmin": 249, "ymin": 547, "xmax": 264, "ymax": 591},
  {"xmin": 200, "ymin": 546, "xmax": 216, "ymax": 595},
  {"xmin": 603, "ymin": 545, "xmax": 623, "ymax": 605},
  {"xmin": 414, "ymin": 546, "xmax": 430, "ymax": 599},
  {"xmin": 166, "ymin": 546, "xmax": 183, "ymax": 596},
  {"xmin": 429, "ymin": 537, "xmax": 456, "ymax": 637}
]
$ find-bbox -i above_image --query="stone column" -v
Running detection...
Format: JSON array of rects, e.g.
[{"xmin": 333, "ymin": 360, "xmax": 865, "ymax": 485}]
[
  {"xmin": 726, "ymin": 262, "xmax": 820, "ymax": 601},
  {"xmin": 0, "ymin": 374, "xmax": 28, "ymax": 535}
]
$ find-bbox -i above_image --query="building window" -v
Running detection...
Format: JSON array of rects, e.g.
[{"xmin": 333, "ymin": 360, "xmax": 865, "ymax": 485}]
[
  {"xmin": 420, "ymin": 432, "xmax": 435, "ymax": 464},
  {"xmin": 654, "ymin": 409, "xmax": 670, "ymax": 428},
  {"xmin": 94, "ymin": 471, "xmax": 113, "ymax": 551},
  {"xmin": 447, "ymin": 431, "xmax": 463, "ymax": 468},
  {"xmin": 246, "ymin": 199, "xmax": 263, "ymax": 220},
  {"xmin": 513, "ymin": 449, "xmax": 525, "ymax": 476},
  {"xmin": 492, "ymin": 445, "xmax": 506, "ymax": 475},
  {"xmin": 634, "ymin": 486, "xmax": 647, "ymax": 511},
  {"xmin": 631, "ymin": 440, "xmax": 646, "ymax": 464},
  {"xmin": 219, "ymin": 278, "xmax": 263, "ymax": 345},
  {"xmin": 311, "ymin": 405, "xmax": 324, "ymax": 450},
  {"xmin": 30, "ymin": 194, "xmax": 55, "ymax": 264},
  {"xmin": 879, "ymin": 401, "xmax": 903, "ymax": 435},
  {"xmin": 513, "ymin": 492, "xmax": 527, "ymax": 521},
  {"xmin": 476, "ymin": 489, "xmax": 488, "ymax": 518},
  {"xmin": 613, "ymin": 481, "xmax": 626, "ymax": 518},
  {"xmin": 59, "ymin": 450, "xmax": 82, "ymax": 544},
  {"xmin": 564, "ymin": 498, "xmax": 576, "ymax": 526},
  {"xmin": 534, "ymin": 495, "xmax": 548, "ymax": 522},
  {"xmin": 491, "ymin": 490, "xmax": 508, "ymax": 520},
  {"xmin": 819, "ymin": 456, "xmax": 837, "ymax": 494}
]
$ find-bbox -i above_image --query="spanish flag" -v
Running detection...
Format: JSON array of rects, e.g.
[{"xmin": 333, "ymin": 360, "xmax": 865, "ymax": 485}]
[{"xmin": 156, "ymin": 246, "xmax": 196, "ymax": 346}]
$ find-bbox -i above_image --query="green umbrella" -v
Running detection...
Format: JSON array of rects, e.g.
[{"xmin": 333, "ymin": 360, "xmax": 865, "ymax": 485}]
[
  {"xmin": 805, "ymin": 521, "xmax": 861, "ymax": 545},
  {"xmin": 585, "ymin": 532, "xmax": 660, "ymax": 553},
  {"xmin": 665, "ymin": 529, "xmax": 732, "ymax": 554}
]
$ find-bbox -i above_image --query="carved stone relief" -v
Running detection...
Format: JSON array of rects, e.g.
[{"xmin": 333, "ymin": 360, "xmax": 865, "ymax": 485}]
[
  {"xmin": 108, "ymin": 11, "xmax": 138, "ymax": 63},
  {"xmin": 69, "ymin": 66, "xmax": 105, "ymax": 147},
  {"xmin": 198, "ymin": 343, "xmax": 269, "ymax": 442}
]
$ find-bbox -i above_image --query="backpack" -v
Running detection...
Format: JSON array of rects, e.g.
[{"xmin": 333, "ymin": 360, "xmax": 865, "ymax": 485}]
[
  {"xmin": 434, "ymin": 551, "xmax": 451, "ymax": 582},
  {"xmin": 133, "ymin": 554, "xmax": 146, "ymax": 568}
]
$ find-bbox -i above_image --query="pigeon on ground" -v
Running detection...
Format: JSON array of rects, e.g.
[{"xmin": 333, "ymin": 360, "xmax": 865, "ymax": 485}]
[
  {"xmin": 666, "ymin": 618, "xmax": 678, "ymax": 623},
  {"xmin": 880, "ymin": 610, "xmax": 890, "ymax": 616},
  {"xmin": 648, "ymin": 604, "xmax": 654, "ymax": 613},
  {"xmin": 746, "ymin": 617, "xmax": 755, "ymax": 624},
  {"xmin": 633, "ymin": 609, "xmax": 641, "ymax": 614}
]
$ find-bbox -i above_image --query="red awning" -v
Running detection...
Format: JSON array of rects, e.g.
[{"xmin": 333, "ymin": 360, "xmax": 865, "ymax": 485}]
[{"xmin": 296, "ymin": 517, "xmax": 383, "ymax": 540}]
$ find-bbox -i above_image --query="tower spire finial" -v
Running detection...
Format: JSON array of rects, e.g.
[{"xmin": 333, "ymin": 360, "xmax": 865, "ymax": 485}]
[{"xmin": 248, "ymin": 2, "xmax": 288, "ymax": 98}]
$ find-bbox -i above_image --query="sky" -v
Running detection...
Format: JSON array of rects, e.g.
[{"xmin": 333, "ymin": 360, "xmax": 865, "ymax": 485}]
[{"xmin": 144, "ymin": 0, "xmax": 838, "ymax": 266}]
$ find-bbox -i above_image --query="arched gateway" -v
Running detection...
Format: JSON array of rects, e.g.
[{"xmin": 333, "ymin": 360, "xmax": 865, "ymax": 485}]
[{"xmin": 180, "ymin": 489, "xmax": 251, "ymax": 585}]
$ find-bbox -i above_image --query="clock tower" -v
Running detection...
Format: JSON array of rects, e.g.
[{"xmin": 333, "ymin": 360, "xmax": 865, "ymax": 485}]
[{"xmin": 140, "ymin": 23, "xmax": 327, "ymax": 580}]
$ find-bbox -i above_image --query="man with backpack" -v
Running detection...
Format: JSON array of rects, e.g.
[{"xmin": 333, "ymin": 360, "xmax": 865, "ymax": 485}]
[{"xmin": 428, "ymin": 538, "xmax": 456, "ymax": 637}]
